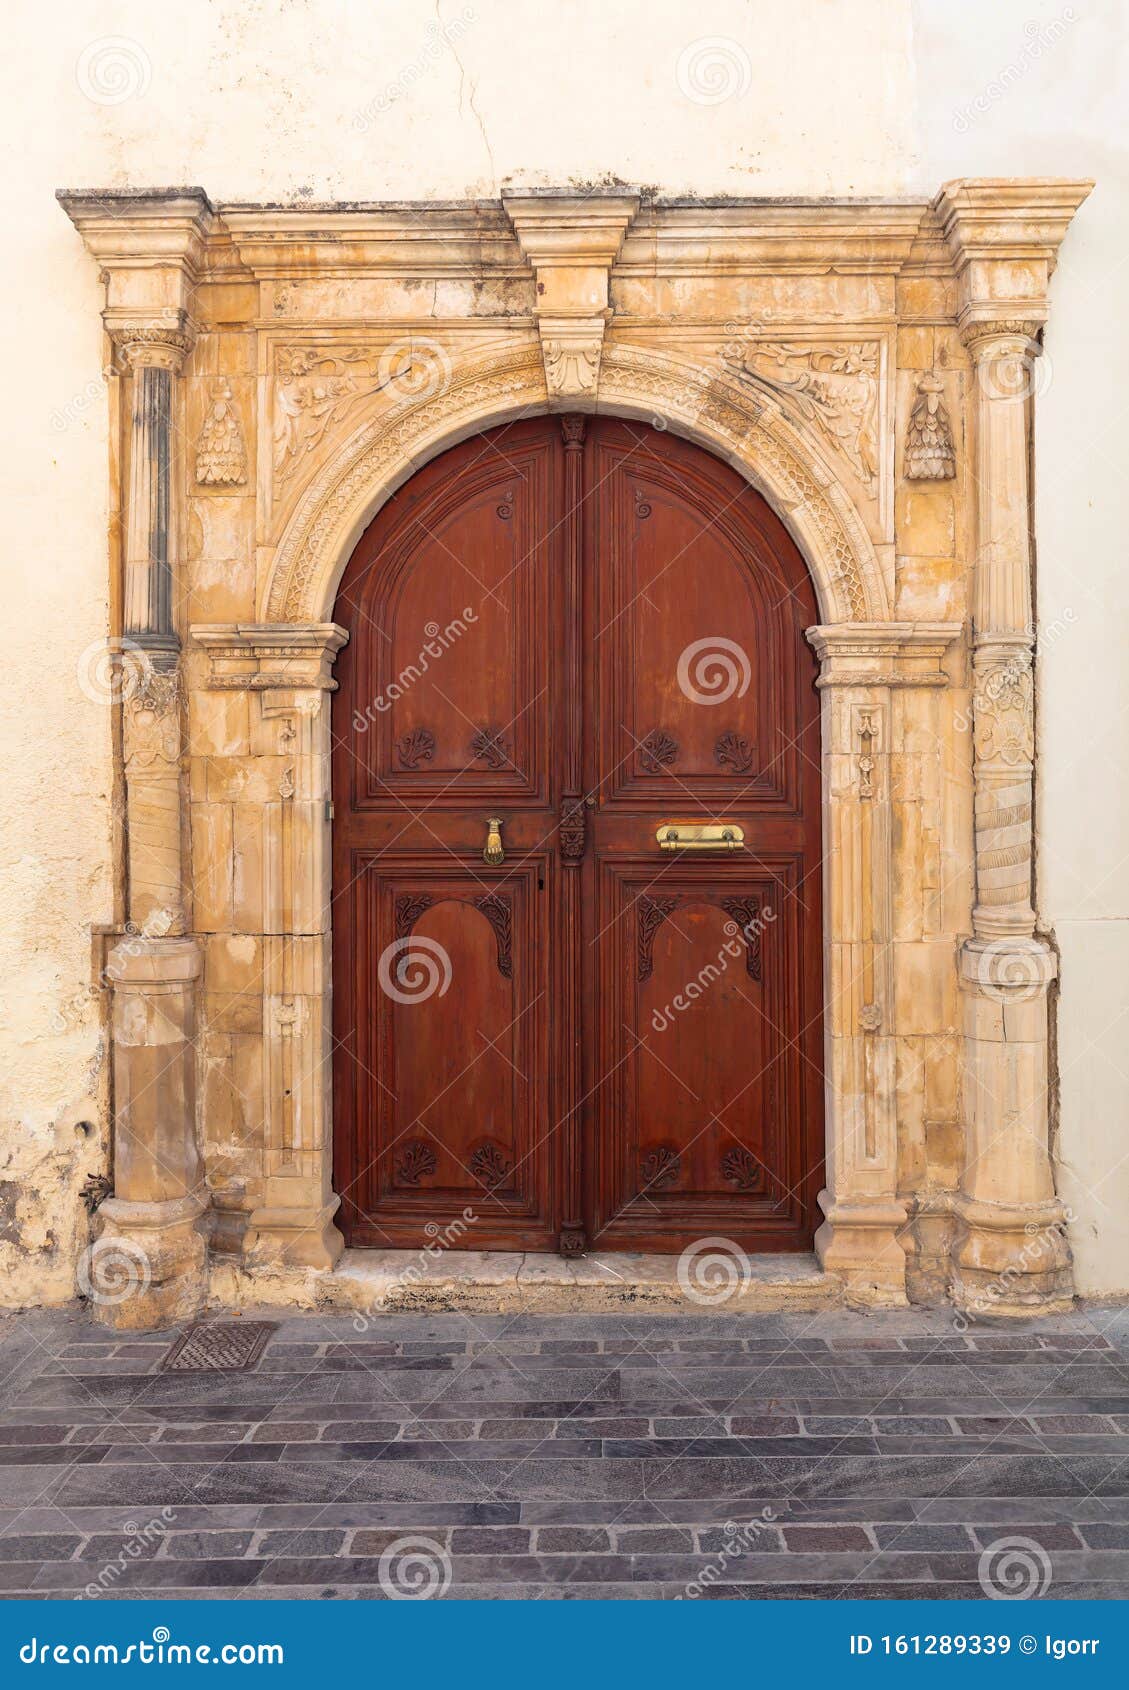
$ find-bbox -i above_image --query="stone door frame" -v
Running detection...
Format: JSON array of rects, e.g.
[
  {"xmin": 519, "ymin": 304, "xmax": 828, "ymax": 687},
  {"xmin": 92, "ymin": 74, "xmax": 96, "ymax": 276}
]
[{"xmin": 58, "ymin": 180, "xmax": 1091, "ymax": 1326}]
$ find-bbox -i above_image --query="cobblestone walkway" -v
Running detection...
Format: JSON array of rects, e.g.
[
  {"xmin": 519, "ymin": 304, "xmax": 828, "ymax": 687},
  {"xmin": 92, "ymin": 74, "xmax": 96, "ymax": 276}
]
[{"xmin": 3, "ymin": 1305, "xmax": 1129, "ymax": 1599}]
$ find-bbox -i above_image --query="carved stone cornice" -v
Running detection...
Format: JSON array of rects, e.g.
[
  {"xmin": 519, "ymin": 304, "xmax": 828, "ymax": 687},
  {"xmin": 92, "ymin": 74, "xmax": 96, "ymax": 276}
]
[
  {"xmin": 57, "ymin": 189, "xmax": 213, "ymax": 354},
  {"xmin": 935, "ymin": 178, "xmax": 1094, "ymax": 269},
  {"xmin": 935, "ymin": 178, "xmax": 1092, "ymax": 334},
  {"xmin": 192, "ymin": 623, "xmax": 349, "ymax": 692},
  {"xmin": 807, "ymin": 621, "xmax": 964, "ymax": 688}
]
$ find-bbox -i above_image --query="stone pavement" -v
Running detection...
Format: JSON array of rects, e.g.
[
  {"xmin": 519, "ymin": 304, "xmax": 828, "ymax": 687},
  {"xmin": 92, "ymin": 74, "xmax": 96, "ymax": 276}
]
[{"xmin": 2, "ymin": 1304, "xmax": 1129, "ymax": 1600}]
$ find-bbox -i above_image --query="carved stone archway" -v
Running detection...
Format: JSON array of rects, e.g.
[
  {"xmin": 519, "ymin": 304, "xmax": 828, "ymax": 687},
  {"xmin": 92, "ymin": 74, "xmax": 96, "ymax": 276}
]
[{"xmin": 58, "ymin": 180, "xmax": 1091, "ymax": 1324}]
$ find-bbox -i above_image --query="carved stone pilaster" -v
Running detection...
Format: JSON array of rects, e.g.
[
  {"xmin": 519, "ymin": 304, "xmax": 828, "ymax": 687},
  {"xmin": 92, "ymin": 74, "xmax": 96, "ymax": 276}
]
[
  {"xmin": 937, "ymin": 178, "xmax": 1092, "ymax": 1313},
  {"xmin": 193, "ymin": 623, "xmax": 349, "ymax": 1271},
  {"xmin": 58, "ymin": 191, "xmax": 213, "ymax": 1327},
  {"xmin": 808, "ymin": 622, "xmax": 962, "ymax": 1306}
]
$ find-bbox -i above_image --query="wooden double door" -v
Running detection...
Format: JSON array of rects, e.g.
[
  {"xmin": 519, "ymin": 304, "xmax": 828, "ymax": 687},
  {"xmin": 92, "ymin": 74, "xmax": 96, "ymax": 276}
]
[{"xmin": 332, "ymin": 415, "xmax": 823, "ymax": 1254}]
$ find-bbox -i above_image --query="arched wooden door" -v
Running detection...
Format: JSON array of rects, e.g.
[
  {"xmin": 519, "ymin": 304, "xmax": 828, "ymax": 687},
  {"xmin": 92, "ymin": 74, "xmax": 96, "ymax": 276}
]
[{"xmin": 332, "ymin": 415, "xmax": 823, "ymax": 1254}]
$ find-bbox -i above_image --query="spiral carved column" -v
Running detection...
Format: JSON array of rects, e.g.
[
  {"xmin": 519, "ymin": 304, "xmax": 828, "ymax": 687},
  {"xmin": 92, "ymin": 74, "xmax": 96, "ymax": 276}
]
[{"xmin": 953, "ymin": 321, "xmax": 1070, "ymax": 1314}]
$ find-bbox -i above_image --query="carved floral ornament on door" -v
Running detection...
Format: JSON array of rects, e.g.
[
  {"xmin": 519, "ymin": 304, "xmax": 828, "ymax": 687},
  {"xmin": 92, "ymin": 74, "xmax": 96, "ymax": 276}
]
[{"xmin": 57, "ymin": 178, "xmax": 1091, "ymax": 1328}]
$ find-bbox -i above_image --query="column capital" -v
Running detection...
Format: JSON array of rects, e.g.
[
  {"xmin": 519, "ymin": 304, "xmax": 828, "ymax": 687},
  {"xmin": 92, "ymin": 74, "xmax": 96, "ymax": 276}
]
[
  {"xmin": 108, "ymin": 317, "xmax": 197, "ymax": 373},
  {"xmin": 191, "ymin": 622, "xmax": 349, "ymax": 692},
  {"xmin": 934, "ymin": 177, "xmax": 1092, "ymax": 333},
  {"xmin": 57, "ymin": 187, "xmax": 214, "ymax": 361},
  {"xmin": 807, "ymin": 620, "xmax": 963, "ymax": 688}
]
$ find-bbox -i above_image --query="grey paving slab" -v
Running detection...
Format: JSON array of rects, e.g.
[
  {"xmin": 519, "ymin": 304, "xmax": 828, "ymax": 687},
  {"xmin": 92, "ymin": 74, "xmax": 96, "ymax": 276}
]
[{"xmin": 3, "ymin": 1303, "xmax": 1129, "ymax": 1600}]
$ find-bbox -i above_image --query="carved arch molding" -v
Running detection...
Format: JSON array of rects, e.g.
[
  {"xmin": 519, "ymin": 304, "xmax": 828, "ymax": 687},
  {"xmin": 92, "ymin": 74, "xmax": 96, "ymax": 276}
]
[
  {"xmin": 264, "ymin": 344, "xmax": 887, "ymax": 627},
  {"xmin": 58, "ymin": 180, "xmax": 1091, "ymax": 1324}
]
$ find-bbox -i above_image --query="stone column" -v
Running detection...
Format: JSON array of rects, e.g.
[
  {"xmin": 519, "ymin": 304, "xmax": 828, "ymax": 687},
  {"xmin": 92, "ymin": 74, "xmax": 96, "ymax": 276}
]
[
  {"xmin": 937, "ymin": 179, "xmax": 1093, "ymax": 1313},
  {"xmin": 58, "ymin": 191, "xmax": 215, "ymax": 1329},
  {"xmin": 192, "ymin": 624, "xmax": 348, "ymax": 1271},
  {"xmin": 96, "ymin": 323, "xmax": 208, "ymax": 1329},
  {"xmin": 952, "ymin": 318, "xmax": 1070, "ymax": 1313},
  {"xmin": 808, "ymin": 623, "xmax": 962, "ymax": 1306}
]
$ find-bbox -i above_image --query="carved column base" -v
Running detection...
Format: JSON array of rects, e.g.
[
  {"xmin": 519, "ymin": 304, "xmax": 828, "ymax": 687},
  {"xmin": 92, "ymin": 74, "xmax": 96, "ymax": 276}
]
[
  {"xmin": 95, "ymin": 936, "xmax": 207, "ymax": 1328},
  {"xmin": 951, "ymin": 1193, "xmax": 1073, "ymax": 1317},
  {"xmin": 89, "ymin": 1193, "xmax": 207, "ymax": 1330},
  {"xmin": 243, "ymin": 1195, "xmax": 345, "ymax": 1272},
  {"xmin": 815, "ymin": 1192, "xmax": 910, "ymax": 1307},
  {"xmin": 954, "ymin": 937, "xmax": 1073, "ymax": 1314}
]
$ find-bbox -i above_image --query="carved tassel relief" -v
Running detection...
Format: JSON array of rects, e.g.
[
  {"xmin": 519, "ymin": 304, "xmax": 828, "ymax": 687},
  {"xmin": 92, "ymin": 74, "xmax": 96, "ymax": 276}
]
[
  {"xmin": 904, "ymin": 375, "xmax": 956, "ymax": 480},
  {"xmin": 194, "ymin": 380, "xmax": 248, "ymax": 486}
]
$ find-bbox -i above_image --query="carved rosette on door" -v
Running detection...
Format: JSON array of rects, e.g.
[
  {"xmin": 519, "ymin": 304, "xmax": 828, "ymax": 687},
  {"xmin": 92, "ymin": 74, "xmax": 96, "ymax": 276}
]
[{"xmin": 332, "ymin": 416, "xmax": 823, "ymax": 1256}]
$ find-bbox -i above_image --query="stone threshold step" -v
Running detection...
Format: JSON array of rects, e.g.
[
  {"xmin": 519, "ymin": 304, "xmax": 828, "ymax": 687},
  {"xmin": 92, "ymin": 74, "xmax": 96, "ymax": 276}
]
[{"xmin": 311, "ymin": 1248, "xmax": 840, "ymax": 1315}]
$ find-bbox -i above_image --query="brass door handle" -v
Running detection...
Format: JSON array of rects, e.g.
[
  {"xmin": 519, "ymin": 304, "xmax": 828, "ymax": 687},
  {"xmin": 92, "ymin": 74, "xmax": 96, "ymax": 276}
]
[
  {"xmin": 483, "ymin": 817, "xmax": 504, "ymax": 866},
  {"xmin": 657, "ymin": 822, "xmax": 744, "ymax": 851}
]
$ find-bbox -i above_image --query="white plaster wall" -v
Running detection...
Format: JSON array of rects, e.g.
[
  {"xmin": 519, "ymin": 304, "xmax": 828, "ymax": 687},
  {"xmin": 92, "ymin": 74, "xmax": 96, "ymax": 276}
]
[
  {"xmin": 1, "ymin": 0, "xmax": 1124, "ymax": 1298},
  {"xmin": 911, "ymin": 0, "xmax": 1129, "ymax": 1295}
]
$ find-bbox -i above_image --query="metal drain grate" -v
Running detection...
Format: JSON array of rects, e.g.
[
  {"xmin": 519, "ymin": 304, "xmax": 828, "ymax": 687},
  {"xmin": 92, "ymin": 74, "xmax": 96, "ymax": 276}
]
[{"xmin": 160, "ymin": 1320, "xmax": 277, "ymax": 1373}]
